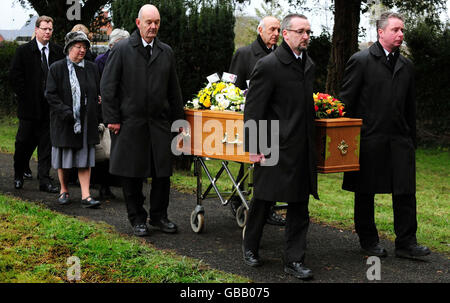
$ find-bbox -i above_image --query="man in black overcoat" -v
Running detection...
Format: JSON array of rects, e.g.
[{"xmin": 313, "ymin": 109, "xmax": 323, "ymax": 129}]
[
  {"xmin": 9, "ymin": 15, "xmax": 64, "ymax": 193},
  {"xmin": 229, "ymin": 16, "xmax": 285, "ymax": 226},
  {"xmin": 243, "ymin": 14, "xmax": 318, "ymax": 280},
  {"xmin": 340, "ymin": 12, "xmax": 430, "ymax": 259},
  {"xmin": 101, "ymin": 5, "xmax": 184, "ymax": 237}
]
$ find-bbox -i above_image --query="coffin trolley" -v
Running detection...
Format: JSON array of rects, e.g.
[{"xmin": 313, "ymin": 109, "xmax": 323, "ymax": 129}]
[{"xmin": 178, "ymin": 109, "xmax": 362, "ymax": 233}]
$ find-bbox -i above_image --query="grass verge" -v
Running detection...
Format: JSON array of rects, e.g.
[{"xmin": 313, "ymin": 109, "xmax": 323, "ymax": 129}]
[{"xmin": 0, "ymin": 194, "xmax": 250, "ymax": 283}]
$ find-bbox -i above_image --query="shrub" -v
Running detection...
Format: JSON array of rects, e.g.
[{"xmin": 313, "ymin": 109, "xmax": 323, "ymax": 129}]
[{"xmin": 0, "ymin": 41, "xmax": 18, "ymax": 115}]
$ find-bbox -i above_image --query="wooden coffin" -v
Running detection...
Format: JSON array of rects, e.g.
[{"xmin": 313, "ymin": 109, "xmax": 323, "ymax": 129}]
[
  {"xmin": 179, "ymin": 109, "xmax": 363, "ymax": 172},
  {"xmin": 315, "ymin": 118, "xmax": 362, "ymax": 173},
  {"xmin": 179, "ymin": 109, "xmax": 252, "ymax": 163}
]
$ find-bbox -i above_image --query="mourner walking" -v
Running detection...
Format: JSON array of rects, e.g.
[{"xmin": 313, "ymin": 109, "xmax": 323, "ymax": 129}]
[
  {"xmin": 9, "ymin": 16, "xmax": 64, "ymax": 193},
  {"xmin": 340, "ymin": 12, "xmax": 430, "ymax": 259},
  {"xmin": 101, "ymin": 4, "xmax": 184, "ymax": 237},
  {"xmin": 243, "ymin": 14, "xmax": 318, "ymax": 280},
  {"xmin": 229, "ymin": 16, "xmax": 285, "ymax": 226}
]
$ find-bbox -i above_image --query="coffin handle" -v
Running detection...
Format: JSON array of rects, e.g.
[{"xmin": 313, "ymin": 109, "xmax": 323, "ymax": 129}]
[{"xmin": 222, "ymin": 132, "xmax": 243, "ymax": 145}]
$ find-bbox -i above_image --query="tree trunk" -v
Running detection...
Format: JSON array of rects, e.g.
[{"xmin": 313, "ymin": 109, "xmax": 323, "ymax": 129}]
[{"xmin": 325, "ymin": 0, "xmax": 361, "ymax": 96}]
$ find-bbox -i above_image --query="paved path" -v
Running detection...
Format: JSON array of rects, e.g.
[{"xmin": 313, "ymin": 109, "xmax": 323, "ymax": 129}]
[{"xmin": 0, "ymin": 153, "xmax": 448, "ymax": 283}]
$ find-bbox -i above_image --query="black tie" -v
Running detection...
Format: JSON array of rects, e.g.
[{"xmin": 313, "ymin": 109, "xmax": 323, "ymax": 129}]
[
  {"xmin": 42, "ymin": 46, "xmax": 49, "ymax": 75},
  {"xmin": 145, "ymin": 45, "xmax": 152, "ymax": 61},
  {"xmin": 387, "ymin": 52, "xmax": 395, "ymax": 70}
]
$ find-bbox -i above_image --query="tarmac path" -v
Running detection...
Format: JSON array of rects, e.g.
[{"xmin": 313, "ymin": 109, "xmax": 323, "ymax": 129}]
[{"xmin": 0, "ymin": 152, "xmax": 448, "ymax": 283}]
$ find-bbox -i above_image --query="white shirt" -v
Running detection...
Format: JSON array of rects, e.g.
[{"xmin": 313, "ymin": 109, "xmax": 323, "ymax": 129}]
[
  {"xmin": 36, "ymin": 39, "xmax": 49, "ymax": 64},
  {"xmin": 141, "ymin": 38, "xmax": 154, "ymax": 54},
  {"xmin": 292, "ymin": 51, "xmax": 303, "ymax": 60}
]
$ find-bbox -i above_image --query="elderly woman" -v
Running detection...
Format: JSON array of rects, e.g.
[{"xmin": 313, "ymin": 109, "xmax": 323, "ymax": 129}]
[
  {"xmin": 95, "ymin": 28, "xmax": 130, "ymax": 76},
  {"xmin": 45, "ymin": 31, "xmax": 101, "ymax": 208}
]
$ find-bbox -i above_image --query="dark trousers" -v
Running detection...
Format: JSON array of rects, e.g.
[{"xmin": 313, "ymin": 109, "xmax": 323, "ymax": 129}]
[
  {"xmin": 121, "ymin": 176, "xmax": 170, "ymax": 226},
  {"xmin": 244, "ymin": 198, "xmax": 310, "ymax": 263},
  {"xmin": 14, "ymin": 119, "xmax": 52, "ymax": 185},
  {"xmin": 354, "ymin": 192, "xmax": 418, "ymax": 249}
]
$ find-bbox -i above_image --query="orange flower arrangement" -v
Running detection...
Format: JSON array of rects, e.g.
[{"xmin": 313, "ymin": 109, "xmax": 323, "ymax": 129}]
[{"xmin": 313, "ymin": 92, "xmax": 346, "ymax": 119}]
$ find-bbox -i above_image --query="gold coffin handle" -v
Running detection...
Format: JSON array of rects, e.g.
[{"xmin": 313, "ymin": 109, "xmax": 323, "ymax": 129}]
[
  {"xmin": 222, "ymin": 132, "xmax": 243, "ymax": 145},
  {"xmin": 337, "ymin": 140, "xmax": 348, "ymax": 155}
]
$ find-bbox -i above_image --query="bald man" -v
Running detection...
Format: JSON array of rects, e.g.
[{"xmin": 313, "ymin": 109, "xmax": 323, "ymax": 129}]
[
  {"xmin": 229, "ymin": 16, "xmax": 285, "ymax": 226},
  {"xmin": 101, "ymin": 5, "xmax": 184, "ymax": 237}
]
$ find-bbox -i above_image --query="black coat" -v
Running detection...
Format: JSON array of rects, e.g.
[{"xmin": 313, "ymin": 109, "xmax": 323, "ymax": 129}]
[
  {"xmin": 9, "ymin": 38, "xmax": 64, "ymax": 120},
  {"xmin": 45, "ymin": 58, "xmax": 100, "ymax": 149},
  {"xmin": 229, "ymin": 37, "xmax": 273, "ymax": 90},
  {"xmin": 100, "ymin": 30, "xmax": 184, "ymax": 178},
  {"xmin": 340, "ymin": 42, "xmax": 416, "ymax": 195},
  {"xmin": 244, "ymin": 42, "xmax": 318, "ymax": 202}
]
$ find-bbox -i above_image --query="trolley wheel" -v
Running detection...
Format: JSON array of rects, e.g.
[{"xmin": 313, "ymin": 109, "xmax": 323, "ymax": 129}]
[
  {"xmin": 236, "ymin": 204, "xmax": 248, "ymax": 228},
  {"xmin": 190, "ymin": 210, "xmax": 205, "ymax": 233},
  {"xmin": 229, "ymin": 196, "xmax": 242, "ymax": 217}
]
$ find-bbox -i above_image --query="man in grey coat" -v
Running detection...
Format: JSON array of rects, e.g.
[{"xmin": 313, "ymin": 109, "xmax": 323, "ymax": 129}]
[
  {"xmin": 229, "ymin": 16, "xmax": 285, "ymax": 226},
  {"xmin": 340, "ymin": 12, "xmax": 430, "ymax": 259},
  {"xmin": 101, "ymin": 4, "xmax": 184, "ymax": 237},
  {"xmin": 243, "ymin": 14, "xmax": 318, "ymax": 280}
]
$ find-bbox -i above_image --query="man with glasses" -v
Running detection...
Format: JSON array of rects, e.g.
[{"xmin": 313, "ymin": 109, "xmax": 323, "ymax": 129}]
[
  {"xmin": 228, "ymin": 16, "xmax": 285, "ymax": 227},
  {"xmin": 243, "ymin": 14, "xmax": 318, "ymax": 280},
  {"xmin": 10, "ymin": 16, "xmax": 64, "ymax": 193}
]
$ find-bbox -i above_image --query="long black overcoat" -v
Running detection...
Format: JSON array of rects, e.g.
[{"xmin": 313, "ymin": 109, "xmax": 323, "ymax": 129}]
[
  {"xmin": 244, "ymin": 42, "xmax": 318, "ymax": 203},
  {"xmin": 9, "ymin": 38, "xmax": 64, "ymax": 120},
  {"xmin": 45, "ymin": 58, "xmax": 100, "ymax": 149},
  {"xmin": 100, "ymin": 31, "xmax": 184, "ymax": 178},
  {"xmin": 340, "ymin": 43, "xmax": 416, "ymax": 195},
  {"xmin": 229, "ymin": 37, "xmax": 272, "ymax": 90}
]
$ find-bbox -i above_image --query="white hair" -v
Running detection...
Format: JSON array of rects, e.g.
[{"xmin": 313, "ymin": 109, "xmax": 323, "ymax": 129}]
[{"xmin": 109, "ymin": 28, "xmax": 130, "ymax": 48}]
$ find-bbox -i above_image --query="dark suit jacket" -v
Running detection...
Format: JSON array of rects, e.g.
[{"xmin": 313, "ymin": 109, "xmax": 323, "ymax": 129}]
[
  {"xmin": 229, "ymin": 37, "xmax": 273, "ymax": 90},
  {"xmin": 9, "ymin": 38, "xmax": 64, "ymax": 120},
  {"xmin": 340, "ymin": 42, "xmax": 416, "ymax": 195},
  {"xmin": 45, "ymin": 58, "xmax": 100, "ymax": 149},
  {"xmin": 244, "ymin": 42, "xmax": 318, "ymax": 202},
  {"xmin": 100, "ymin": 30, "xmax": 184, "ymax": 178}
]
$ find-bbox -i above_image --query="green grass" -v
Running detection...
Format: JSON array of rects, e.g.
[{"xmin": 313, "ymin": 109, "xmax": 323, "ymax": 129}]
[
  {"xmin": 0, "ymin": 194, "xmax": 250, "ymax": 283},
  {"xmin": 172, "ymin": 151, "xmax": 450, "ymax": 255}
]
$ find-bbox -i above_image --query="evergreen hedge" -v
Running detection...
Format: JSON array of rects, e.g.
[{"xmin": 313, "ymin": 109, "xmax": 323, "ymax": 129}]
[
  {"xmin": 111, "ymin": 0, "xmax": 235, "ymax": 104},
  {"xmin": 0, "ymin": 41, "xmax": 18, "ymax": 115}
]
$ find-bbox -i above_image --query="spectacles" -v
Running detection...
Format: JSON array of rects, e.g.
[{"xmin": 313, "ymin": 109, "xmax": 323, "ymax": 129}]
[
  {"xmin": 286, "ymin": 29, "xmax": 312, "ymax": 36},
  {"xmin": 72, "ymin": 45, "xmax": 87, "ymax": 51},
  {"xmin": 39, "ymin": 27, "xmax": 53, "ymax": 32}
]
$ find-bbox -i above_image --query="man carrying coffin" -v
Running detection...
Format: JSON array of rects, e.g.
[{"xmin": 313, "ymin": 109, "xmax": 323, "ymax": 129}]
[{"xmin": 243, "ymin": 14, "xmax": 318, "ymax": 280}]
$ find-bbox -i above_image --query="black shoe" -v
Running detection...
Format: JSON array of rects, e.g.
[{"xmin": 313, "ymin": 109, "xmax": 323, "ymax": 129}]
[
  {"xmin": 395, "ymin": 244, "xmax": 431, "ymax": 259},
  {"xmin": 57, "ymin": 192, "xmax": 70, "ymax": 205},
  {"xmin": 39, "ymin": 183, "xmax": 59, "ymax": 193},
  {"xmin": 266, "ymin": 208, "xmax": 286, "ymax": 226},
  {"xmin": 242, "ymin": 247, "xmax": 262, "ymax": 267},
  {"xmin": 284, "ymin": 262, "xmax": 313, "ymax": 280},
  {"xmin": 133, "ymin": 224, "xmax": 150, "ymax": 237},
  {"xmin": 149, "ymin": 217, "xmax": 178, "ymax": 233},
  {"xmin": 14, "ymin": 179, "xmax": 24, "ymax": 189},
  {"xmin": 361, "ymin": 243, "xmax": 388, "ymax": 257},
  {"xmin": 99, "ymin": 186, "xmax": 116, "ymax": 200},
  {"xmin": 81, "ymin": 196, "xmax": 101, "ymax": 209},
  {"xmin": 23, "ymin": 171, "xmax": 32, "ymax": 180}
]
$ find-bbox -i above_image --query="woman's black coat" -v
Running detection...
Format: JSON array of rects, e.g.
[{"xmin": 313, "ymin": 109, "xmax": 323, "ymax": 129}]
[{"xmin": 45, "ymin": 58, "xmax": 100, "ymax": 148}]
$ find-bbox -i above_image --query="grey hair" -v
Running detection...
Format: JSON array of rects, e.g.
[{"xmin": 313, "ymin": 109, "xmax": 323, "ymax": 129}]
[
  {"xmin": 377, "ymin": 12, "xmax": 404, "ymax": 31},
  {"xmin": 376, "ymin": 12, "xmax": 404, "ymax": 38},
  {"xmin": 257, "ymin": 19, "xmax": 265, "ymax": 33},
  {"xmin": 281, "ymin": 13, "xmax": 308, "ymax": 32},
  {"xmin": 109, "ymin": 28, "xmax": 130, "ymax": 48},
  {"xmin": 138, "ymin": 4, "xmax": 157, "ymax": 20}
]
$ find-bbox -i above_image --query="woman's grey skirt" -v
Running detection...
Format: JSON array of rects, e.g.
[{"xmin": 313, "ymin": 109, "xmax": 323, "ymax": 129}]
[{"xmin": 52, "ymin": 119, "xmax": 95, "ymax": 169}]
